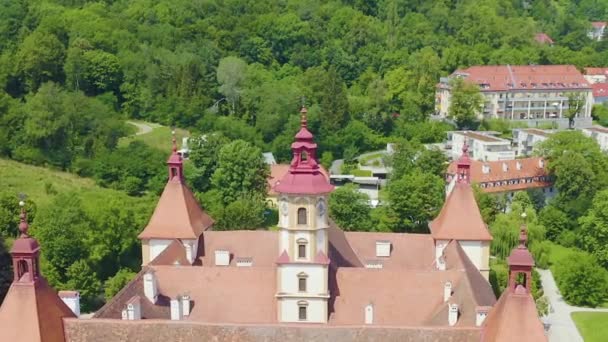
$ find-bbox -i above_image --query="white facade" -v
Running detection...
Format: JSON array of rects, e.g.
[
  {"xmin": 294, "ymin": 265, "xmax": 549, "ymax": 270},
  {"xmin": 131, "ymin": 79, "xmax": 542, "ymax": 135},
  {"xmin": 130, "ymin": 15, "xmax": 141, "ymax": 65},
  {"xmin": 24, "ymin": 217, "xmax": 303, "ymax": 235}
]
[
  {"xmin": 449, "ymin": 131, "xmax": 514, "ymax": 162},
  {"xmin": 512, "ymin": 129, "xmax": 552, "ymax": 156},
  {"xmin": 276, "ymin": 194, "xmax": 330, "ymax": 323},
  {"xmin": 149, "ymin": 239, "xmax": 173, "ymax": 262},
  {"xmin": 588, "ymin": 23, "xmax": 606, "ymax": 41},
  {"xmin": 581, "ymin": 126, "xmax": 608, "ymax": 151}
]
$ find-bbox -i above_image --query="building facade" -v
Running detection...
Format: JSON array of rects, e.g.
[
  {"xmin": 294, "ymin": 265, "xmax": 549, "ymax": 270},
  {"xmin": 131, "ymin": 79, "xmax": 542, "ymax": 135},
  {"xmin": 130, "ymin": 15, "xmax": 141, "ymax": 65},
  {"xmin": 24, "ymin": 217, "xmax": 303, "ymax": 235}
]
[
  {"xmin": 436, "ymin": 65, "xmax": 593, "ymax": 128},
  {"xmin": 449, "ymin": 131, "xmax": 514, "ymax": 162},
  {"xmin": 588, "ymin": 21, "xmax": 607, "ymax": 41},
  {"xmin": 0, "ymin": 109, "xmax": 547, "ymax": 342},
  {"xmin": 581, "ymin": 126, "xmax": 608, "ymax": 151},
  {"xmin": 512, "ymin": 128, "xmax": 553, "ymax": 156}
]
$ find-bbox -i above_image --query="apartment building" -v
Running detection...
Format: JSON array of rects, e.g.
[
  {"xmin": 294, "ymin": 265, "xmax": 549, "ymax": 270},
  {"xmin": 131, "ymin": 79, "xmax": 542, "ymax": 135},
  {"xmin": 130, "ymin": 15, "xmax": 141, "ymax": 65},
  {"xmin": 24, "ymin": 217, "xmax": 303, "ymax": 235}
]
[
  {"xmin": 512, "ymin": 128, "xmax": 553, "ymax": 156},
  {"xmin": 448, "ymin": 131, "xmax": 515, "ymax": 162},
  {"xmin": 581, "ymin": 126, "xmax": 608, "ymax": 151},
  {"xmin": 436, "ymin": 65, "xmax": 593, "ymax": 128}
]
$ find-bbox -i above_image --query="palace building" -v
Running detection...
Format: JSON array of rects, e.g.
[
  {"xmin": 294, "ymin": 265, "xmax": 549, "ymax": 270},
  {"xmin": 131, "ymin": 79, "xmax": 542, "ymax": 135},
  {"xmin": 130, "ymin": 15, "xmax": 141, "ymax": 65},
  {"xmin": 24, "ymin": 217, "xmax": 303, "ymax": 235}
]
[{"xmin": 0, "ymin": 108, "xmax": 547, "ymax": 341}]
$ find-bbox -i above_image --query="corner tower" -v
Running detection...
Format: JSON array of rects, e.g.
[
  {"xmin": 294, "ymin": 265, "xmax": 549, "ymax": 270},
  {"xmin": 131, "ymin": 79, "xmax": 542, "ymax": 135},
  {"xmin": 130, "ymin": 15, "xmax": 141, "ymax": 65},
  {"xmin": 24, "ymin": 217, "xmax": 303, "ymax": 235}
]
[
  {"xmin": 430, "ymin": 144, "xmax": 493, "ymax": 279},
  {"xmin": 138, "ymin": 133, "xmax": 213, "ymax": 265},
  {"xmin": 274, "ymin": 107, "xmax": 334, "ymax": 323}
]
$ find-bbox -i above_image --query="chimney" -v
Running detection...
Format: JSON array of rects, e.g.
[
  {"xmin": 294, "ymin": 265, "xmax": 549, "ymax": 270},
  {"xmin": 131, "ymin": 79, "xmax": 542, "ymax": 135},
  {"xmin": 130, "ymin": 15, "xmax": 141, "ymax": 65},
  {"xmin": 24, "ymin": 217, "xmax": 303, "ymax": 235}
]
[
  {"xmin": 516, "ymin": 161, "xmax": 522, "ymax": 170},
  {"xmin": 184, "ymin": 242, "xmax": 194, "ymax": 264},
  {"xmin": 375, "ymin": 241, "xmax": 391, "ymax": 257},
  {"xmin": 215, "ymin": 250, "xmax": 230, "ymax": 266},
  {"xmin": 143, "ymin": 271, "xmax": 158, "ymax": 303},
  {"xmin": 539, "ymin": 159, "xmax": 545, "ymax": 168},
  {"xmin": 170, "ymin": 298, "xmax": 182, "ymax": 320},
  {"xmin": 476, "ymin": 306, "xmax": 490, "ymax": 326},
  {"xmin": 126, "ymin": 296, "xmax": 141, "ymax": 320},
  {"xmin": 444, "ymin": 281, "xmax": 452, "ymax": 302},
  {"xmin": 181, "ymin": 294, "xmax": 191, "ymax": 317},
  {"xmin": 482, "ymin": 164, "xmax": 490, "ymax": 174},
  {"xmin": 59, "ymin": 291, "xmax": 80, "ymax": 316},
  {"xmin": 502, "ymin": 162, "xmax": 508, "ymax": 172},
  {"xmin": 448, "ymin": 303, "xmax": 459, "ymax": 326}
]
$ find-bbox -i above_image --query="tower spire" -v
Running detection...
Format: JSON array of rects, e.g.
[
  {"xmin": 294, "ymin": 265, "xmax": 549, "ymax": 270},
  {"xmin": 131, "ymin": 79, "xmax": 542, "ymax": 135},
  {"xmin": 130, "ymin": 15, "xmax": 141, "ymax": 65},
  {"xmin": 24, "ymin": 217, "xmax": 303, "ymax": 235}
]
[
  {"xmin": 18, "ymin": 200, "xmax": 29, "ymax": 238},
  {"xmin": 506, "ymin": 213, "xmax": 534, "ymax": 293},
  {"xmin": 300, "ymin": 106, "xmax": 308, "ymax": 129},
  {"xmin": 456, "ymin": 143, "xmax": 471, "ymax": 183},
  {"xmin": 166, "ymin": 130, "xmax": 184, "ymax": 182},
  {"xmin": 10, "ymin": 199, "xmax": 41, "ymax": 283}
]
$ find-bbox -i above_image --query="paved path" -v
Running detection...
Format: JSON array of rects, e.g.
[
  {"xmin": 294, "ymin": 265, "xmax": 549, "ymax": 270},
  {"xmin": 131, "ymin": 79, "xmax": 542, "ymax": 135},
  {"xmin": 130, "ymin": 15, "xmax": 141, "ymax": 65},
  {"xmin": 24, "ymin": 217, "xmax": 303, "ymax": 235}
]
[
  {"xmin": 126, "ymin": 121, "xmax": 158, "ymax": 135},
  {"xmin": 538, "ymin": 269, "xmax": 608, "ymax": 342}
]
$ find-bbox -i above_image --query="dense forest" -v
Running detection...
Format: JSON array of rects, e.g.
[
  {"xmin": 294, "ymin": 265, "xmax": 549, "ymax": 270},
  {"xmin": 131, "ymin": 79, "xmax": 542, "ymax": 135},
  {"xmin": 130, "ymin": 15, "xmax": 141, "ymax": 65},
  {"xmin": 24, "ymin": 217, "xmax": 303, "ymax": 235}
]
[{"xmin": 2, "ymin": 0, "xmax": 608, "ymax": 310}]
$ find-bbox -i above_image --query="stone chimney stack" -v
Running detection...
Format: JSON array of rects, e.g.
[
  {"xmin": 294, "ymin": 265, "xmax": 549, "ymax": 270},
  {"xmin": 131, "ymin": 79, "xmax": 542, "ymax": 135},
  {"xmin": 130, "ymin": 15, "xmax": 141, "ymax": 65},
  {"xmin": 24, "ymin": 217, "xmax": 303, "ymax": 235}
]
[
  {"xmin": 185, "ymin": 243, "xmax": 194, "ymax": 264},
  {"xmin": 143, "ymin": 270, "xmax": 158, "ymax": 303},
  {"xmin": 482, "ymin": 164, "xmax": 490, "ymax": 174},
  {"xmin": 444, "ymin": 281, "xmax": 452, "ymax": 302},
  {"xmin": 436, "ymin": 254, "xmax": 446, "ymax": 271},
  {"xmin": 448, "ymin": 303, "xmax": 459, "ymax": 326},
  {"xmin": 59, "ymin": 291, "xmax": 80, "ymax": 316}
]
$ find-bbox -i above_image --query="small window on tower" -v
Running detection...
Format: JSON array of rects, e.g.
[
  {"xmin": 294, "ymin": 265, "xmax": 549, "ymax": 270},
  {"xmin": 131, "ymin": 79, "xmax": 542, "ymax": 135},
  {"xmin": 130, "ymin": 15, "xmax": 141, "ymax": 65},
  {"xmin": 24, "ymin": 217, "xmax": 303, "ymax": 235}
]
[
  {"xmin": 299, "ymin": 277, "xmax": 307, "ymax": 292},
  {"xmin": 298, "ymin": 244, "xmax": 306, "ymax": 259},
  {"xmin": 297, "ymin": 208, "xmax": 307, "ymax": 225},
  {"xmin": 301, "ymin": 151, "xmax": 308, "ymax": 162},
  {"xmin": 298, "ymin": 303, "xmax": 308, "ymax": 320},
  {"xmin": 171, "ymin": 167, "xmax": 177, "ymax": 179},
  {"xmin": 17, "ymin": 260, "xmax": 28, "ymax": 279}
]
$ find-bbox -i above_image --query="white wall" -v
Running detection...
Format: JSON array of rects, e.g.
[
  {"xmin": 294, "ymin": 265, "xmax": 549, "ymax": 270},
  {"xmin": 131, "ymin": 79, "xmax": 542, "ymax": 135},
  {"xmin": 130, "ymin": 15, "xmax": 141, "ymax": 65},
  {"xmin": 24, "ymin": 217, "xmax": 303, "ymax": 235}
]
[
  {"xmin": 315, "ymin": 228, "xmax": 326, "ymax": 254},
  {"xmin": 458, "ymin": 240, "xmax": 483, "ymax": 271},
  {"xmin": 279, "ymin": 297, "xmax": 327, "ymax": 323},
  {"xmin": 278, "ymin": 264, "xmax": 327, "ymax": 294},
  {"xmin": 149, "ymin": 239, "xmax": 173, "ymax": 262}
]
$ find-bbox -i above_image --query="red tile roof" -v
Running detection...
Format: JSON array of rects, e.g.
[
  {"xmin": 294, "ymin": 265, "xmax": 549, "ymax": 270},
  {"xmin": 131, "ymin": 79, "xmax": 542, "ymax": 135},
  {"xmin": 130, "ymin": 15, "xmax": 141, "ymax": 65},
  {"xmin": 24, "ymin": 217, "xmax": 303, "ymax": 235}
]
[
  {"xmin": 592, "ymin": 21, "xmax": 607, "ymax": 28},
  {"xmin": 451, "ymin": 65, "xmax": 589, "ymax": 92},
  {"xmin": 534, "ymin": 33, "xmax": 553, "ymax": 44},
  {"xmin": 268, "ymin": 164, "xmax": 329, "ymax": 196},
  {"xmin": 584, "ymin": 67, "xmax": 608, "ymax": 75},
  {"xmin": 0, "ymin": 277, "xmax": 76, "ymax": 342},
  {"xmin": 430, "ymin": 183, "xmax": 493, "ymax": 241},
  {"xmin": 592, "ymin": 83, "xmax": 608, "ymax": 98},
  {"xmin": 481, "ymin": 286, "xmax": 547, "ymax": 342},
  {"xmin": 138, "ymin": 181, "xmax": 213, "ymax": 239},
  {"xmin": 447, "ymin": 157, "xmax": 551, "ymax": 194}
]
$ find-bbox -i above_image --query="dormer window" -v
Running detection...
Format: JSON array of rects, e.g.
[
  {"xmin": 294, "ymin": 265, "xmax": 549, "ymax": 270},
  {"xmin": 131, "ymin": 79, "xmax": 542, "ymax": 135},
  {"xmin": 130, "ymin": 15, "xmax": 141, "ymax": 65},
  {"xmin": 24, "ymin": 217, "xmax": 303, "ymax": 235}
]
[{"xmin": 297, "ymin": 208, "xmax": 307, "ymax": 225}]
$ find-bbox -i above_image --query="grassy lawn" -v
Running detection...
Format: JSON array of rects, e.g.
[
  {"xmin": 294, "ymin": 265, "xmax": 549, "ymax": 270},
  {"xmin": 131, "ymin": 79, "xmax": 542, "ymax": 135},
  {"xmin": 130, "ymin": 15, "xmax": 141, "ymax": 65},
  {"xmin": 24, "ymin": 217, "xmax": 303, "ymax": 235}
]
[
  {"xmin": 118, "ymin": 121, "xmax": 190, "ymax": 151},
  {"xmin": 358, "ymin": 151, "xmax": 386, "ymax": 166},
  {"xmin": 351, "ymin": 169, "xmax": 373, "ymax": 177},
  {"xmin": 0, "ymin": 158, "xmax": 148, "ymax": 213},
  {"xmin": 571, "ymin": 312, "xmax": 608, "ymax": 342}
]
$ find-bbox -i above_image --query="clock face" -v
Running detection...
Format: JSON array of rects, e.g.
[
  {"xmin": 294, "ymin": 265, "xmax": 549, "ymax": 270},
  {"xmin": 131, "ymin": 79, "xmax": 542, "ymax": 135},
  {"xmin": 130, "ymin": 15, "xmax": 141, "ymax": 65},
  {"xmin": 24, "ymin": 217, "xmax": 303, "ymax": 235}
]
[
  {"xmin": 317, "ymin": 199, "xmax": 326, "ymax": 216},
  {"xmin": 280, "ymin": 200, "xmax": 288, "ymax": 216}
]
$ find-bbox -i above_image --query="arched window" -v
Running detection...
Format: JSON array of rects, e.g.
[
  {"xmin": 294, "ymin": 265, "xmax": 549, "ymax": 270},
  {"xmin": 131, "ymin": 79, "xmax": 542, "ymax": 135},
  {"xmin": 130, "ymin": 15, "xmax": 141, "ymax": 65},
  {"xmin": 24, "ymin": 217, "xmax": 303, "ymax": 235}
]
[
  {"xmin": 301, "ymin": 151, "xmax": 308, "ymax": 162},
  {"xmin": 297, "ymin": 208, "xmax": 307, "ymax": 225},
  {"xmin": 17, "ymin": 260, "xmax": 28, "ymax": 279}
]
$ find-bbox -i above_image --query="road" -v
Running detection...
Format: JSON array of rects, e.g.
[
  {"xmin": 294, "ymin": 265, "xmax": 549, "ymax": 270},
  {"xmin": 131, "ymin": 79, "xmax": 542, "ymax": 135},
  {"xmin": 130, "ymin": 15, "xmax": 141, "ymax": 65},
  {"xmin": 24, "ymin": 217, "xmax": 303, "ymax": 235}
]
[
  {"xmin": 538, "ymin": 269, "xmax": 608, "ymax": 342},
  {"xmin": 126, "ymin": 121, "xmax": 157, "ymax": 135}
]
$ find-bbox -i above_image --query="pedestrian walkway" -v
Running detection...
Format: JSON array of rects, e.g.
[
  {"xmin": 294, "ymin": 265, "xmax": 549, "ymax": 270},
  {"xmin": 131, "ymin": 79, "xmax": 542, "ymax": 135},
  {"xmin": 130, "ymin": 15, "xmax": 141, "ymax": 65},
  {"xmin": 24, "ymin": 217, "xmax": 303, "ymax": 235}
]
[{"xmin": 538, "ymin": 269, "xmax": 608, "ymax": 342}]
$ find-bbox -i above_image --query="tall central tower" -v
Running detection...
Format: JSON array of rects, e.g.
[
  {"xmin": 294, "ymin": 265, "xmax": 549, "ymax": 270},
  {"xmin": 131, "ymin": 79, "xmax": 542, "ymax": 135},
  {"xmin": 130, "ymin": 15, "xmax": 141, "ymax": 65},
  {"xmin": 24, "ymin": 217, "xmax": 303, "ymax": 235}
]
[{"xmin": 274, "ymin": 107, "xmax": 334, "ymax": 323}]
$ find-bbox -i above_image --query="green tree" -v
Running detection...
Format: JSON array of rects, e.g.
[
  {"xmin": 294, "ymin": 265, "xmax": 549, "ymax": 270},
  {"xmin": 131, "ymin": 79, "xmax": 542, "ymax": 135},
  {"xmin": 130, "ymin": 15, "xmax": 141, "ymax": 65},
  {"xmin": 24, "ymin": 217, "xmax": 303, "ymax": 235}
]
[
  {"xmin": 538, "ymin": 205, "xmax": 572, "ymax": 241},
  {"xmin": 0, "ymin": 236, "xmax": 11, "ymax": 304},
  {"xmin": 578, "ymin": 189, "xmax": 608, "ymax": 268},
  {"xmin": 0, "ymin": 193, "xmax": 36, "ymax": 239},
  {"xmin": 217, "ymin": 56, "xmax": 248, "ymax": 115},
  {"xmin": 553, "ymin": 254, "xmax": 608, "ymax": 307},
  {"xmin": 565, "ymin": 92, "xmax": 584, "ymax": 129},
  {"xmin": 448, "ymin": 78, "xmax": 484, "ymax": 129},
  {"xmin": 319, "ymin": 66, "xmax": 349, "ymax": 134},
  {"xmin": 64, "ymin": 260, "xmax": 102, "ymax": 312},
  {"xmin": 104, "ymin": 269, "xmax": 136, "ymax": 302},
  {"xmin": 474, "ymin": 187, "xmax": 506, "ymax": 224},
  {"xmin": 215, "ymin": 196, "xmax": 266, "ymax": 231},
  {"xmin": 329, "ymin": 184, "xmax": 371, "ymax": 231},
  {"xmin": 187, "ymin": 133, "xmax": 230, "ymax": 193},
  {"xmin": 387, "ymin": 169, "xmax": 444, "ymax": 232},
  {"xmin": 16, "ymin": 30, "xmax": 65, "ymax": 92},
  {"xmin": 32, "ymin": 194, "xmax": 89, "ymax": 285},
  {"xmin": 211, "ymin": 140, "xmax": 269, "ymax": 205}
]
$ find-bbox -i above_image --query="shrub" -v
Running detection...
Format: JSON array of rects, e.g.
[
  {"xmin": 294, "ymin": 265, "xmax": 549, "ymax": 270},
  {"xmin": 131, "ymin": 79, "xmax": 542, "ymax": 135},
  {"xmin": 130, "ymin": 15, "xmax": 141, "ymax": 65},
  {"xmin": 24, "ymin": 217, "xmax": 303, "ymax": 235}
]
[{"xmin": 553, "ymin": 253, "xmax": 608, "ymax": 307}]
